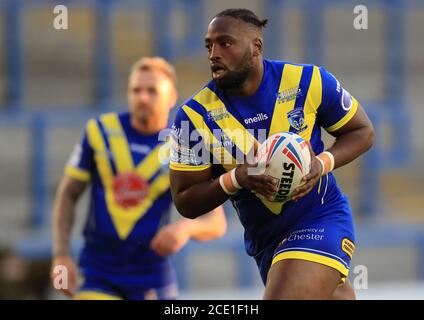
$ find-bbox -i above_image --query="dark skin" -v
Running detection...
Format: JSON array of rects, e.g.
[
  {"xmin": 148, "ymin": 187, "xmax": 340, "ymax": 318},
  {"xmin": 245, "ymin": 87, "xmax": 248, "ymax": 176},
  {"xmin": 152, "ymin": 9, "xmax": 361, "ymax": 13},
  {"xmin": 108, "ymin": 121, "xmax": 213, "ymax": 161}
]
[{"xmin": 170, "ymin": 16, "xmax": 375, "ymax": 299}]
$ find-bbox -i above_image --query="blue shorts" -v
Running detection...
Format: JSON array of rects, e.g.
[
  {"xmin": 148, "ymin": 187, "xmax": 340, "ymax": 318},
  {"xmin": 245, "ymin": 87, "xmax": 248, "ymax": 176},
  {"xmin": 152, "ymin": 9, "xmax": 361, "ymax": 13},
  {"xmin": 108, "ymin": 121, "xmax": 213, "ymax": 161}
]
[
  {"xmin": 256, "ymin": 194, "xmax": 355, "ymax": 284},
  {"xmin": 76, "ymin": 254, "xmax": 178, "ymax": 300}
]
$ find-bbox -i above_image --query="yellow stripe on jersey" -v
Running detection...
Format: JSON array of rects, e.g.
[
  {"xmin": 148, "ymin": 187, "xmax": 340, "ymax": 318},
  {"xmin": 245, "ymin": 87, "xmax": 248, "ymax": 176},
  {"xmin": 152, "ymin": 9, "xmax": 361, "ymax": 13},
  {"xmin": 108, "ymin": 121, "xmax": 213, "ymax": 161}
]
[
  {"xmin": 86, "ymin": 119, "xmax": 114, "ymax": 186},
  {"xmin": 170, "ymin": 162, "xmax": 212, "ymax": 171},
  {"xmin": 272, "ymin": 250, "xmax": 349, "ymax": 278},
  {"xmin": 172, "ymin": 105, "xmax": 236, "ymax": 172},
  {"xmin": 325, "ymin": 97, "xmax": 359, "ymax": 132},
  {"xmin": 100, "ymin": 113, "xmax": 133, "ymax": 172},
  {"xmin": 86, "ymin": 114, "xmax": 169, "ymax": 240},
  {"xmin": 269, "ymin": 64, "xmax": 304, "ymax": 136},
  {"xmin": 300, "ymin": 66, "xmax": 323, "ymax": 141},
  {"xmin": 136, "ymin": 143, "xmax": 164, "ymax": 179},
  {"xmin": 193, "ymin": 87, "xmax": 258, "ymax": 157},
  {"xmin": 64, "ymin": 166, "xmax": 91, "ymax": 182}
]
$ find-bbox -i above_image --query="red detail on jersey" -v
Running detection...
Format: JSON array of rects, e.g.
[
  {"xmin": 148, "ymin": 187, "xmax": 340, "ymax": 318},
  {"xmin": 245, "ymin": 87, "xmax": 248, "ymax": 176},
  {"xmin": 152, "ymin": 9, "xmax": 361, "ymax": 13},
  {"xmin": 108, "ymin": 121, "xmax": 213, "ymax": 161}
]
[{"xmin": 112, "ymin": 172, "xmax": 149, "ymax": 208}]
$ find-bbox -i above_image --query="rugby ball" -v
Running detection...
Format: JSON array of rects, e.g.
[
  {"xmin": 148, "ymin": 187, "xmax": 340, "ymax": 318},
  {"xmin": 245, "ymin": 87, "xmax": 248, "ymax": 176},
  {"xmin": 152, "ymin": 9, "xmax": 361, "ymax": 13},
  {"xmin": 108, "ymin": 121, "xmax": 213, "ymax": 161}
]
[{"xmin": 257, "ymin": 132, "xmax": 311, "ymax": 203}]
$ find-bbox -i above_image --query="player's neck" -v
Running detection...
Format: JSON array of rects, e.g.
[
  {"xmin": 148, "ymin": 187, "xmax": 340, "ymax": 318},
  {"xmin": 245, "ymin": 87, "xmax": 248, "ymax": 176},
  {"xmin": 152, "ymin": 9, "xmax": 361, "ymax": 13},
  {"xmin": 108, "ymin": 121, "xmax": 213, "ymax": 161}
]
[
  {"xmin": 227, "ymin": 59, "xmax": 264, "ymax": 97},
  {"xmin": 130, "ymin": 116, "xmax": 166, "ymax": 135}
]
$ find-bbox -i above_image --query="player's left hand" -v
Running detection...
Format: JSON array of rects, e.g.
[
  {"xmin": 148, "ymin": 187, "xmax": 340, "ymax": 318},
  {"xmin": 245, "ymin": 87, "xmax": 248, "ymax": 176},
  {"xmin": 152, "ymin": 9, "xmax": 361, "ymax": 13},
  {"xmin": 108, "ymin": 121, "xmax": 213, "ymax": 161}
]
[
  {"xmin": 291, "ymin": 142, "xmax": 322, "ymax": 202},
  {"xmin": 150, "ymin": 221, "xmax": 190, "ymax": 256}
]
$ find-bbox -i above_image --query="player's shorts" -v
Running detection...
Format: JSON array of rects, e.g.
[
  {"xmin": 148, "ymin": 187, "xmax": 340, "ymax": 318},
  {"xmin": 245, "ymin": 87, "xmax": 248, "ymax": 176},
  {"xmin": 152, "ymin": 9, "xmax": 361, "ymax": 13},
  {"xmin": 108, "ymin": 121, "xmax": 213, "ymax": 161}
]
[
  {"xmin": 257, "ymin": 193, "xmax": 355, "ymax": 284},
  {"xmin": 76, "ymin": 261, "xmax": 178, "ymax": 300}
]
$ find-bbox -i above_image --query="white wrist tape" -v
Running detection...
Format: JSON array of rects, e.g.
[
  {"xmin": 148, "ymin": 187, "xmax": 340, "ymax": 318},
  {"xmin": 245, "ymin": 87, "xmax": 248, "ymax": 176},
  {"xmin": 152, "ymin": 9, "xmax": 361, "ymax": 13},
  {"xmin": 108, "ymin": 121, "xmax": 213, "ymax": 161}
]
[
  {"xmin": 219, "ymin": 174, "xmax": 237, "ymax": 195},
  {"xmin": 316, "ymin": 150, "xmax": 335, "ymax": 176},
  {"xmin": 315, "ymin": 156, "xmax": 325, "ymax": 177},
  {"xmin": 322, "ymin": 151, "xmax": 335, "ymax": 172},
  {"xmin": 230, "ymin": 168, "xmax": 242, "ymax": 190}
]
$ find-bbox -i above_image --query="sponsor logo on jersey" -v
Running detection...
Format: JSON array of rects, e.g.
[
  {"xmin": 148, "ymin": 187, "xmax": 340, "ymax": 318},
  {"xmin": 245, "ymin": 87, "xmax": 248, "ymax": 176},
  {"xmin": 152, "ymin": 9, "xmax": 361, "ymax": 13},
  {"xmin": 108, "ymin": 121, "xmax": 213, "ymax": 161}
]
[
  {"xmin": 244, "ymin": 113, "xmax": 269, "ymax": 125},
  {"xmin": 112, "ymin": 172, "xmax": 149, "ymax": 208},
  {"xmin": 170, "ymin": 141, "xmax": 200, "ymax": 166},
  {"xmin": 276, "ymin": 86, "xmax": 302, "ymax": 104},
  {"xmin": 336, "ymin": 80, "xmax": 341, "ymax": 93},
  {"xmin": 287, "ymin": 108, "xmax": 307, "ymax": 133},
  {"xmin": 207, "ymin": 107, "xmax": 230, "ymax": 122},
  {"xmin": 287, "ymin": 233, "xmax": 324, "ymax": 241},
  {"xmin": 286, "ymin": 228, "xmax": 325, "ymax": 242}
]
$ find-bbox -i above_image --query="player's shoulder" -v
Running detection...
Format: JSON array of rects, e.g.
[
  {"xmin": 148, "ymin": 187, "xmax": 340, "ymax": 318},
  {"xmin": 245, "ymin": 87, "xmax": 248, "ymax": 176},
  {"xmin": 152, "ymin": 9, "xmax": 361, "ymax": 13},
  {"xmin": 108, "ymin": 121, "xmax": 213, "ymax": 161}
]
[
  {"xmin": 265, "ymin": 59, "xmax": 317, "ymax": 70},
  {"xmin": 174, "ymin": 81, "xmax": 218, "ymax": 118},
  {"xmin": 264, "ymin": 59, "xmax": 319, "ymax": 84},
  {"xmin": 267, "ymin": 59, "xmax": 339, "ymax": 86},
  {"xmin": 86, "ymin": 111, "xmax": 129, "ymax": 125}
]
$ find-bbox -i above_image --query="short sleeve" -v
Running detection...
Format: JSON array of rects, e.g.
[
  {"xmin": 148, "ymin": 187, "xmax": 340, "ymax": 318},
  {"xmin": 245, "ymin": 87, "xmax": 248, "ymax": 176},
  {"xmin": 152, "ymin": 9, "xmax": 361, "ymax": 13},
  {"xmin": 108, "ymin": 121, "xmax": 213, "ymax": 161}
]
[
  {"xmin": 317, "ymin": 67, "xmax": 359, "ymax": 132},
  {"xmin": 64, "ymin": 122, "xmax": 95, "ymax": 181},
  {"xmin": 169, "ymin": 105, "xmax": 212, "ymax": 171}
]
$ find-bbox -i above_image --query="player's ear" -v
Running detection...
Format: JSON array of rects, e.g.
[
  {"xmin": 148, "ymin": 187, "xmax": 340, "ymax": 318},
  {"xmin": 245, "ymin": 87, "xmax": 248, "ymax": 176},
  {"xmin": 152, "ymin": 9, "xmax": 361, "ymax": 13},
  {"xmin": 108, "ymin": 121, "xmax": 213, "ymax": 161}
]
[{"xmin": 252, "ymin": 38, "xmax": 263, "ymax": 57}]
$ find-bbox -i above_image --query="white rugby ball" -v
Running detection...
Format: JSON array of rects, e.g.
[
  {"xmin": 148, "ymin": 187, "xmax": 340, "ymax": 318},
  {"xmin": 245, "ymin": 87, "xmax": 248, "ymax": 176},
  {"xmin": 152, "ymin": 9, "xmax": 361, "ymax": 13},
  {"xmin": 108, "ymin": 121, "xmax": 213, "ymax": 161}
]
[{"xmin": 257, "ymin": 132, "xmax": 311, "ymax": 203}]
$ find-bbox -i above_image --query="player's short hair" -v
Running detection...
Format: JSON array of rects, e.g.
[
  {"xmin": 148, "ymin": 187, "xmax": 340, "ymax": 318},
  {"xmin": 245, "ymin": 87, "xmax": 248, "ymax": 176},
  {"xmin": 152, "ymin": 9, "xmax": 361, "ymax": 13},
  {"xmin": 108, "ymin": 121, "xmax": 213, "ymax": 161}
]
[
  {"xmin": 214, "ymin": 8, "xmax": 268, "ymax": 29},
  {"xmin": 130, "ymin": 57, "xmax": 177, "ymax": 88}
]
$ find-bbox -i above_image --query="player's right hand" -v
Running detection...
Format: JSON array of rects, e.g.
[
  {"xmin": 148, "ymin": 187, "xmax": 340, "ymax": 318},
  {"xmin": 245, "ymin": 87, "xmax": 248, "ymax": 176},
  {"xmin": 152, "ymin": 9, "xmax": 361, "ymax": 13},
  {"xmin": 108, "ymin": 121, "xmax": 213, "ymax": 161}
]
[
  {"xmin": 235, "ymin": 162, "xmax": 277, "ymax": 199},
  {"xmin": 50, "ymin": 255, "xmax": 78, "ymax": 298},
  {"xmin": 150, "ymin": 221, "xmax": 191, "ymax": 257}
]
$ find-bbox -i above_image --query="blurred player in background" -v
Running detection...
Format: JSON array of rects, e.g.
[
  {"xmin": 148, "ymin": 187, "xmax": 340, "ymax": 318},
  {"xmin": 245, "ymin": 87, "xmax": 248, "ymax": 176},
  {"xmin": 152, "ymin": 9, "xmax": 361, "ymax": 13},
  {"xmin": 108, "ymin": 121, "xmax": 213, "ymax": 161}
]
[
  {"xmin": 169, "ymin": 9, "xmax": 374, "ymax": 299},
  {"xmin": 51, "ymin": 57, "xmax": 226, "ymax": 300}
]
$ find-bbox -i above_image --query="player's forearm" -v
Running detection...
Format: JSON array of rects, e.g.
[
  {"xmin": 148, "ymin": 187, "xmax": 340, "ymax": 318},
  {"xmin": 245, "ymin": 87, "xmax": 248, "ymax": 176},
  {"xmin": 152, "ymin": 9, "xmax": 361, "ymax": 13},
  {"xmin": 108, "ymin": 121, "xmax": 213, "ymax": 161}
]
[
  {"xmin": 329, "ymin": 124, "xmax": 375, "ymax": 170},
  {"xmin": 172, "ymin": 179, "xmax": 228, "ymax": 219},
  {"xmin": 52, "ymin": 177, "xmax": 85, "ymax": 257},
  {"xmin": 52, "ymin": 192, "xmax": 76, "ymax": 257}
]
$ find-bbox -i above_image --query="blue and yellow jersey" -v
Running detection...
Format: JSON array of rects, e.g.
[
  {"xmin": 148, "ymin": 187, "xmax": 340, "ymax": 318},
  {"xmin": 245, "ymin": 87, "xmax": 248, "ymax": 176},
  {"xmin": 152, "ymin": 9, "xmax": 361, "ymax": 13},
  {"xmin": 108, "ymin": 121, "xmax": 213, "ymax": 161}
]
[
  {"xmin": 170, "ymin": 59, "xmax": 358, "ymax": 264},
  {"xmin": 65, "ymin": 112, "xmax": 174, "ymax": 286}
]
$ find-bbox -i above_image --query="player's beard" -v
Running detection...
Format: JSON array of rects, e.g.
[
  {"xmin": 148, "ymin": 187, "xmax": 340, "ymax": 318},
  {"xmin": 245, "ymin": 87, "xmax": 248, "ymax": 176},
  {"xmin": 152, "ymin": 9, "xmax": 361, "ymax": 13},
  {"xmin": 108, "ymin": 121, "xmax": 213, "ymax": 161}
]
[
  {"xmin": 213, "ymin": 53, "xmax": 254, "ymax": 90},
  {"xmin": 131, "ymin": 105, "xmax": 152, "ymax": 126}
]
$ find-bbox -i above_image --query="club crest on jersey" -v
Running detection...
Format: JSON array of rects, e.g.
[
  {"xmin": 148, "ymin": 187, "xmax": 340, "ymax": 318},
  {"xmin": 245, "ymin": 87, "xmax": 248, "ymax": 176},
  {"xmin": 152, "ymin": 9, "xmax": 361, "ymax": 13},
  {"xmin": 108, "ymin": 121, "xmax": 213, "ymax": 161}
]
[{"xmin": 287, "ymin": 109, "xmax": 307, "ymax": 133}]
